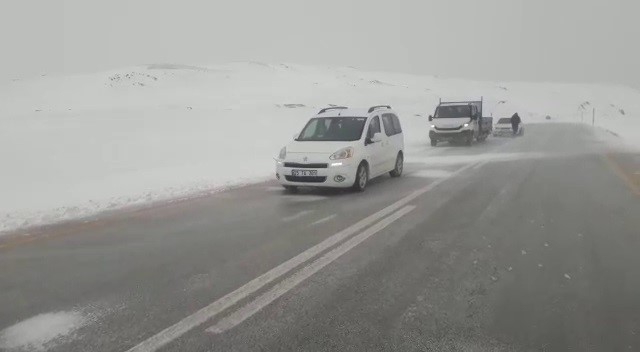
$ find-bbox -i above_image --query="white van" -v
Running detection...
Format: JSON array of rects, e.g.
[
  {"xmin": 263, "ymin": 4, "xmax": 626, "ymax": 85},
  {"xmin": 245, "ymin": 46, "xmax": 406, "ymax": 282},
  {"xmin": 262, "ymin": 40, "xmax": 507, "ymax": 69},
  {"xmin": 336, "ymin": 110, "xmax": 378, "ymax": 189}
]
[{"xmin": 275, "ymin": 106, "xmax": 405, "ymax": 192}]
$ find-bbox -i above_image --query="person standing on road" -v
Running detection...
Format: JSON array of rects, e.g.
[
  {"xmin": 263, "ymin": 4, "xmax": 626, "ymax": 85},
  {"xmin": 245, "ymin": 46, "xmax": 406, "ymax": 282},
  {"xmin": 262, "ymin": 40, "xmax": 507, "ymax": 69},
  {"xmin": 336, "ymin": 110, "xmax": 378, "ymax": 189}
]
[{"xmin": 511, "ymin": 113, "xmax": 521, "ymax": 135}]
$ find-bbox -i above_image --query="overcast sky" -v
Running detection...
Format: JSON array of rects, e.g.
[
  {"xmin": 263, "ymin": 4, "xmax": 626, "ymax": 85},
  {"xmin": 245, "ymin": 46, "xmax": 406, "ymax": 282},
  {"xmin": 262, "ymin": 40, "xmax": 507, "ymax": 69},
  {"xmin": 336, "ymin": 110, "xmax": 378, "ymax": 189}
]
[{"xmin": 1, "ymin": 0, "xmax": 638, "ymax": 87}]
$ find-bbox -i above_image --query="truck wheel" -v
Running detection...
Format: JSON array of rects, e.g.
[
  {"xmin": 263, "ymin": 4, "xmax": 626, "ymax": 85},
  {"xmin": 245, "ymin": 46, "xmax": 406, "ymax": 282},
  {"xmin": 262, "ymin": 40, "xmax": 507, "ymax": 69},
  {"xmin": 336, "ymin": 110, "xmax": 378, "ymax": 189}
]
[
  {"xmin": 390, "ymin": 153, "xmax": 403, "ymax": 177},
  {"xmin": 352, "ymin": 162, "xmax": 368, "ymax": 192},
  {"xmin": 430, "ymin": 139, "xmax": 437, "ymax": 147}
]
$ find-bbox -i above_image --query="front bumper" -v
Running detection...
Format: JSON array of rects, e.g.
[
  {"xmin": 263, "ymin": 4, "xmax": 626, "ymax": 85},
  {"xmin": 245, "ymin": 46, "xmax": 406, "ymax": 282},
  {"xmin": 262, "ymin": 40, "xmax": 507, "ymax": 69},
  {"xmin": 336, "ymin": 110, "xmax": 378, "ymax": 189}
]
[
  {"xmin": 429, "ymin": 129, "xmax": 473, "ymax": 141},
  {"xmin": 493, "ymin": 129, "xmax": 513, "ymax": 136},
  {"xmin": 275, "ymin": 160, "xmax": 358, "ymax": 188}
]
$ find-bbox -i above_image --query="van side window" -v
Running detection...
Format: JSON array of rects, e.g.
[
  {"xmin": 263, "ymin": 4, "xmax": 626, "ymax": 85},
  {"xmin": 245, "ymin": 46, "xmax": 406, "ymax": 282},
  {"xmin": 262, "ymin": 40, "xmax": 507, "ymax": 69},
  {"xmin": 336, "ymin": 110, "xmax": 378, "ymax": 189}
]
[
  {"xmin": 381, "ymin": 114, "xmax": 394, "ymax": 136},
  {"xmin": 382, "ymin": 113, "xmax": 402, "ymax": 135},
  {"xmin": 367, "ymin": 116, "xmax": 381, "ymax": 138},
  {"xmin": 391, "ymin": 114, "xmax": 402, "ymax": 134}
]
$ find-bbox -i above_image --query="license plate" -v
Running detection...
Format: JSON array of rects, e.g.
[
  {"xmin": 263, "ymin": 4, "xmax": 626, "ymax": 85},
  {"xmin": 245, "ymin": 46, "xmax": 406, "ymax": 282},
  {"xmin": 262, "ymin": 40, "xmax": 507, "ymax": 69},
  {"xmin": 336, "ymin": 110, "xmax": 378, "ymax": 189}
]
[{"xmin": 292, "ymin": 169, "xmax": 318, "ymax": 177}]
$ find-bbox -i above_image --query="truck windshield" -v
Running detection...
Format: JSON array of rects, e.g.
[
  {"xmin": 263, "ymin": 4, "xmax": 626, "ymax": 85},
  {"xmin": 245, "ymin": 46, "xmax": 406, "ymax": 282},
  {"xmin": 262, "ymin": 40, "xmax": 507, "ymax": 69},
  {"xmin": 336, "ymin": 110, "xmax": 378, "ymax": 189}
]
[
  {"xmin": 434, "ymin": 105, "xmax": 471, "ymax": 118},
  {"xmin": 297, "ymin": 116, "xmax": 367, "ymax": 141},
  {"xmin": 498, "ymin": 118, "xmax": 512, "ymax": 124}
]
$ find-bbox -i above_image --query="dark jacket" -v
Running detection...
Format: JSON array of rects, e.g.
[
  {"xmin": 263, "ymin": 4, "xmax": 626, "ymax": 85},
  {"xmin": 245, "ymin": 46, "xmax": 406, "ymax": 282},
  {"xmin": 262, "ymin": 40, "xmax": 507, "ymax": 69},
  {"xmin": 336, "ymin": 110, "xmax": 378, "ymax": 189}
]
[{"xmin": 511, "ymin": 113, "xmax": 521, "ymax": 125}]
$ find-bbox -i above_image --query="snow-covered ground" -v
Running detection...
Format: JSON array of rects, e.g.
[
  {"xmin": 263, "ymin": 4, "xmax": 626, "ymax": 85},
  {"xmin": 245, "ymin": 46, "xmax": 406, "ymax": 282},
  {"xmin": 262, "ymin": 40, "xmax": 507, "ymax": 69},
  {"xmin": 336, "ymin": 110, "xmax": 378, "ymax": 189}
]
[{"xmin": 1, "ymin": 62, "xmax": 639, "ymax": 234}]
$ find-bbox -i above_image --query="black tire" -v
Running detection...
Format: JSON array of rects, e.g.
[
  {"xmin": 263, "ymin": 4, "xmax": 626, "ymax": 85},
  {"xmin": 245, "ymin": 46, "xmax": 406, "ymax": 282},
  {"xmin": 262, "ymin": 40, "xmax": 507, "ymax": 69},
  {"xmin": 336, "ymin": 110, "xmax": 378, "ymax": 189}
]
[
  {"xmin": 283, "ymin": 185, "xmax": 298, "ymax": 193},
  {"xmin": 389, "ymin": 153, "xmax": 404, "ymax": 177},
  {"xmin": 430, "ymin": 139, "xmax": 437, "ymax": 147},
  {"xmin": 352, "ymin": 162, "xmax": 369, "ymax": 192}
]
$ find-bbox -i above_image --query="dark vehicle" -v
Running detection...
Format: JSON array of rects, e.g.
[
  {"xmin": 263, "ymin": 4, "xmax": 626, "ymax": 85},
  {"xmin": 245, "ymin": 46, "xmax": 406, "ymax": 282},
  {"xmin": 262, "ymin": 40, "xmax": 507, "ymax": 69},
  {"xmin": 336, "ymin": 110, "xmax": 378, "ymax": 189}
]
[{"xmin": 428, "ymin": 98, "xmax": 493, "ymax": 146}]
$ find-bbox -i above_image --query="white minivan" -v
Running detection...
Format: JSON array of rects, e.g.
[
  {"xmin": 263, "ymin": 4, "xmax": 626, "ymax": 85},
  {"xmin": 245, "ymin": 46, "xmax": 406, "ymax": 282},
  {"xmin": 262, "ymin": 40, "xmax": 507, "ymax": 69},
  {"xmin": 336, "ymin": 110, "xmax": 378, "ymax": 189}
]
[{"xmin": 275, "ymin": 106, "xmax": 405, "ymax": 192}]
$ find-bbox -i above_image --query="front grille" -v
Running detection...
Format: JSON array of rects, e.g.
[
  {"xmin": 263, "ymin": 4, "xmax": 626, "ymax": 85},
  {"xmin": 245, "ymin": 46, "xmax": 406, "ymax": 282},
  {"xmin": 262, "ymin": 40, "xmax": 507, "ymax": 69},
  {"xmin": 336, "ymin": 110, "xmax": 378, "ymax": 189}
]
[
  {"xmin": 285, "ymin": 176, "xmax": 327, "ymax": 183},
  {"xmin": 435, "ymin": 126, "xmax": 462, "ymax": 131},
  {"xmin": 284, "ymin": 162, "xmax": 328, "ymax": 169}
]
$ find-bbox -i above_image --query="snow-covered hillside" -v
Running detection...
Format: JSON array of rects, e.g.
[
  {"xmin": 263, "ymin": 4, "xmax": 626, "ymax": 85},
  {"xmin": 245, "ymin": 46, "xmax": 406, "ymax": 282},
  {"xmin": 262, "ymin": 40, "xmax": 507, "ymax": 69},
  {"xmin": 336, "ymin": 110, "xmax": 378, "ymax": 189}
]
[{"xmin": 1, "ymin": 62, "xmax": 639, "ymax": 234}]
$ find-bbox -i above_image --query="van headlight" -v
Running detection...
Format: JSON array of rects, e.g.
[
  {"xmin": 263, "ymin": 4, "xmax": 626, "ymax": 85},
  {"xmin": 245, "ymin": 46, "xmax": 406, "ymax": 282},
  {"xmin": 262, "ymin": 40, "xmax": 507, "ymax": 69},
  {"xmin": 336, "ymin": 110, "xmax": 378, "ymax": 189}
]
[
  {"xmin": 329, "ymin": 147, "xmax": 354, "ymax": 160},
  {"xmin": 463, "ymin": 123, "xmax": 470, "ymax": 127},
  {"xmin": 278, "ymin": 147, "xmax": 286, "ymax": 159}
]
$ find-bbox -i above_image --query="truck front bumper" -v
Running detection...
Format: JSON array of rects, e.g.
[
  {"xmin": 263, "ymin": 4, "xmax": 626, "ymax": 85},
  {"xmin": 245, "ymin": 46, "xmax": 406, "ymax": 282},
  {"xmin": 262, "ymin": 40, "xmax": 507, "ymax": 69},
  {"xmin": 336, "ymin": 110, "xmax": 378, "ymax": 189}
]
[{"xmin": 429, "ymin": 129, "xmax": 473, "ymax": 141}]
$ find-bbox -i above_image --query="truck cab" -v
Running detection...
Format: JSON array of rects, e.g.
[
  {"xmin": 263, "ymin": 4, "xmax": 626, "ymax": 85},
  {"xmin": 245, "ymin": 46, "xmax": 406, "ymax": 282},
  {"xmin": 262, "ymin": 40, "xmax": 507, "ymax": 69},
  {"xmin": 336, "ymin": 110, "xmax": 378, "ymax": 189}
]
[{"xmin": 428, "ymin": 98, "xmax": 492, "ymax": 146}]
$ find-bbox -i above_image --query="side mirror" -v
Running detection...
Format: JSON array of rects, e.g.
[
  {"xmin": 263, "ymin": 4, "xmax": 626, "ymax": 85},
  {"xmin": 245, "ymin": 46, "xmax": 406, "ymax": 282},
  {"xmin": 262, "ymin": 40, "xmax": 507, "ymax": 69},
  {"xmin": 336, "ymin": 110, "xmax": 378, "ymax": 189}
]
[
  {"xmin": 428, "ymin": 115, "xmax": 433, "ymax": 121},
  {"xmin": 293, "ymin": 133, "xmax": 299, "ymax": 140},
  {"xmin": 371, "ymin": 132, "xmax": 383, "ymax": 143}
]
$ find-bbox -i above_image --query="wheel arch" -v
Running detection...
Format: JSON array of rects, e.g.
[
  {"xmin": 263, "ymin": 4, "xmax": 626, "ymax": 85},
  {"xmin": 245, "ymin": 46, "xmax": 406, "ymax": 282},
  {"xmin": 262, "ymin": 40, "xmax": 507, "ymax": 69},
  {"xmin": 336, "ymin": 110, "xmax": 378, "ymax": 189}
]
[{"xmin": 358, "ymin": 159, "xmax": 370, "ymax": 171}]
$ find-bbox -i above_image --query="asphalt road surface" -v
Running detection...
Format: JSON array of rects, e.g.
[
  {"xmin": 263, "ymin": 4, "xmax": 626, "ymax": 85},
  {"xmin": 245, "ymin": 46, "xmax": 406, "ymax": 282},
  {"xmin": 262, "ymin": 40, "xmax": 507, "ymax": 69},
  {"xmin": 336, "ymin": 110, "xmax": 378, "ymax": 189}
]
[{"xmin": 1, "ymin": 123, "xmax": 639, "ymax": 352}]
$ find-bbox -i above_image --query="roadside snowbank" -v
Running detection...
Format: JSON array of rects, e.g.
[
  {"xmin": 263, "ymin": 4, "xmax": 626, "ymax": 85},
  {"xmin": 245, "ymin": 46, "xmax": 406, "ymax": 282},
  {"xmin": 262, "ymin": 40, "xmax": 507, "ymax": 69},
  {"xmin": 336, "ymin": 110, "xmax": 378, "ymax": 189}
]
[{"xmin": 1, "ymin": 63, "xmax": 639, "ymax": 233}]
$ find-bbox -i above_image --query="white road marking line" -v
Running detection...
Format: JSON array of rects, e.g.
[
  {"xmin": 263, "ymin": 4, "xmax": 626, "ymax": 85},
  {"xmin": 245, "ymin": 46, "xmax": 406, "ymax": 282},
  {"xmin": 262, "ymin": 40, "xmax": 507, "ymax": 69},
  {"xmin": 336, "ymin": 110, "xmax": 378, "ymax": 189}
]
[
  {"xmin": 310, "ymin": 214, "xmax": 337, "ymax": 226},
  {"xmin": 124, "ymin": 161, "xmax": 479, "ymax": 352},
  {"xmin": 472, "ymin": 161, "xmax": 488, "ymax": 170},
  {"xmin": 281, "ymin": 195, "xmax": 328, "ymax": 202},
  {"xmin": 409, "ymin": 169, "xmax": 452, "ymax": 178},
  {"xmin": 207, "ymin": 205, "xmax": 416, "ymax": 334},
  {"xmin": 282, "ymin": 210, "xmax": 313, "ymax": 222}
]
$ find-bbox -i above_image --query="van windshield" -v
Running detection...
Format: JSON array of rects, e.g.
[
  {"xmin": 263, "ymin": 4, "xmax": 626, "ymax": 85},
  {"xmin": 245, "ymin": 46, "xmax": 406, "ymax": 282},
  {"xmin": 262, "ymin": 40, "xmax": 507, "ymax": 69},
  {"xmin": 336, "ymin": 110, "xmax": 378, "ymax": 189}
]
[
  {"xmin": 434, "ymin": 105, "xmax": 471, "ymax": 118},
  {"xmin": 297, "ymin": 117, "xmax": 367, "ymax": 141}
]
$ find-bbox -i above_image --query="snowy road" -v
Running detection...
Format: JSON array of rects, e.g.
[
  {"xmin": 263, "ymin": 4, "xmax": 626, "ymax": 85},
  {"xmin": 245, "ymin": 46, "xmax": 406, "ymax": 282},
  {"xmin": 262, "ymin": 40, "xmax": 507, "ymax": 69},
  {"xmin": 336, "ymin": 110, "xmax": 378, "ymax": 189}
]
[{"xmin": 1, "ymin": 123, "xmax": 640, "ymax": 351}]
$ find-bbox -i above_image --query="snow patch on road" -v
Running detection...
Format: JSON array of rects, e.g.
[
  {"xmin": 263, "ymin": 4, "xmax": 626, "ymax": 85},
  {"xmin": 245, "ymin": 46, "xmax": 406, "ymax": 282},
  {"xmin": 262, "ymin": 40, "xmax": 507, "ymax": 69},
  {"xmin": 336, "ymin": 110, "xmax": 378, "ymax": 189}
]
[
  {"xmin": 411, "ymin": 152, "xmax": 548, "ymax": 166},
  {"xmin": 310, "ymin": 214, "xmax": 337, "ymax": 226},
  {"xmin": 0, "ymin": 311, "xmax": 86, "ymax": 351},
  {"xmin": 282, "ymin": 210, "xmax": 313, "ymax": 222},
  {"xmin": 409, "ymin": 169, "xmax": 453, "ymax": 178}
]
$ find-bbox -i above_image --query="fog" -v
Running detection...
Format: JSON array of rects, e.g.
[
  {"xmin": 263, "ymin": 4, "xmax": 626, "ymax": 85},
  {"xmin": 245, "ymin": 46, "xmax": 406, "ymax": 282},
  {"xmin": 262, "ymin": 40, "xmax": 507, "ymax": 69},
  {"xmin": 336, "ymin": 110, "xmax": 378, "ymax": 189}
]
[{"xmin": 1, "ymin": 0, "xmax": 638, "ymax": 87}]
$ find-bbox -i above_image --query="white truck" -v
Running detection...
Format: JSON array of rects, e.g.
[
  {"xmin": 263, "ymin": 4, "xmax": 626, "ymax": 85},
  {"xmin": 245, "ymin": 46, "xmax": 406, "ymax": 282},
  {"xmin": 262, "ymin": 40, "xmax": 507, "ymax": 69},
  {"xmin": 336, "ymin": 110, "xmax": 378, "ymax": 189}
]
[{"xmin": 428, "ymin": 98, "xmax": 493, "ymax": 146}]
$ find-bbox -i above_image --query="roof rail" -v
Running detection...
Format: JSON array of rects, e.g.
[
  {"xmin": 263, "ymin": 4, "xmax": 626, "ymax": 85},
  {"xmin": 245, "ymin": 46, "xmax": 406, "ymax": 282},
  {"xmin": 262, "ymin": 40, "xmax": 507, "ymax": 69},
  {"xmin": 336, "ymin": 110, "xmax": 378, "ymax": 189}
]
[
  {"xmin": 367, "ymin": 105, "xmax": 391, "ymax": 113},
  {"xmin": 439, "ymin": 97, "xmax": 483, "ymax": 105},
  {"xmin": 318, "ymin": 106, "xmax": 348, "ymax": 114}
]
